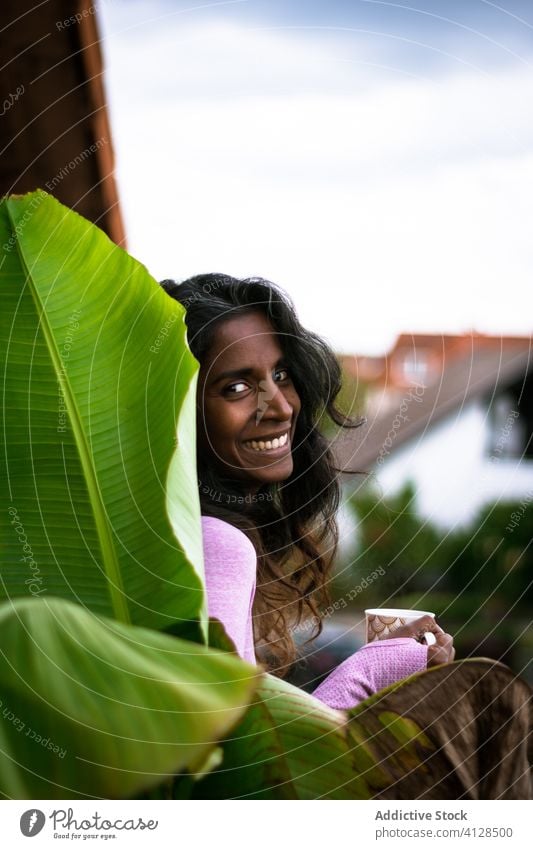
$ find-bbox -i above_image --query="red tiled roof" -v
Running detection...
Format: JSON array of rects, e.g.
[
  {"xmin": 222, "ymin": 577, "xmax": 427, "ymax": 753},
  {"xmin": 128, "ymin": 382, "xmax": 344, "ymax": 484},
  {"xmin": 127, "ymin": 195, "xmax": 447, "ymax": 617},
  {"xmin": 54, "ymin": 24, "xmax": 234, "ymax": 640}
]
[
  {"xmin": 332, "ymin": 336, "xmax": 532, "ymax": 473},
  {"xmin": 339, "ymin": 333, "xmax": 531, "ymax": 391}
]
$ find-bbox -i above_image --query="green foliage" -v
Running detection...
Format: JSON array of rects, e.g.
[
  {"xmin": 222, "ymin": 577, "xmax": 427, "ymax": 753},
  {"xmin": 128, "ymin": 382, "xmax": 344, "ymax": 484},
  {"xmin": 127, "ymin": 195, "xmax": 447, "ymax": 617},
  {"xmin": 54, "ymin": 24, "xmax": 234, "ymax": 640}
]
[
  {"xmin": 444, "ymin": 499, "xmax": 532, "ymax": 610},
  {"xmin": 0, "ymin": 191, "xmax": 252, "ymax": 797},
  {"xmin": 180, "ymin": 673, "xmax": 373, "ymax": 799},
  {"xmin": 345, "ymin": 480, "xmax": 446, "ymax": 603},
  {"xmin": 318, "ymin": 361, "xmax": 367, "ymax": 436},
  {"xmin": 168, "ymin": 659, "xmax": 532, "ymax": 800},
  {"xmin": 0, "ymin": 191, "xmax": 205, "ymax": 637},
  {"xmin": 345, "ymin": 480, "xmax": 533, "ymax": 675},
  {"xmin": 0, "ymin": 598, "xmax": 259, "ymax": 799}
]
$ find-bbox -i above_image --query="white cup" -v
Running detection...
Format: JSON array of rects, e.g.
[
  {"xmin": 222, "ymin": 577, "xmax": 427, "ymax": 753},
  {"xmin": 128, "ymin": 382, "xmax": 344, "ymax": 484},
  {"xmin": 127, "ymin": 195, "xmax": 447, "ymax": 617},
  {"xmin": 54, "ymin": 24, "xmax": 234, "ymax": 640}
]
[{"xmin": 365, "ymin": 607, "xmax": 437, "ymax": 646}]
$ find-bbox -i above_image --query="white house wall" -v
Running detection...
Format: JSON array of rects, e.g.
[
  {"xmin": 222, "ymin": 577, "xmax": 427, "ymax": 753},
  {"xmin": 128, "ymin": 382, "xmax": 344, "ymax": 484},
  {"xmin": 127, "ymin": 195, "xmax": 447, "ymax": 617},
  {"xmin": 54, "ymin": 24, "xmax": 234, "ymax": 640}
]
[{"xmin": 367, "ymin": 399, "xmax": 533, "ymax": 529}]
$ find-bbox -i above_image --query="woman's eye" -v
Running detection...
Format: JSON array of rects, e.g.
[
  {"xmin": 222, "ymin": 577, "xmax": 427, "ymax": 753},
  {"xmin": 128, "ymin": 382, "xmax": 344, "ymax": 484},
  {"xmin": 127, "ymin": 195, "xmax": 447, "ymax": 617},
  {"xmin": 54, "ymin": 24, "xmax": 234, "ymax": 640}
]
[
  {"xmin": 225, "ymin": 381, "xmax": 248, "ymax": 394},
  {"xmin": 224, "ymin": 370, "xmax": 289, "ymax": 394}
]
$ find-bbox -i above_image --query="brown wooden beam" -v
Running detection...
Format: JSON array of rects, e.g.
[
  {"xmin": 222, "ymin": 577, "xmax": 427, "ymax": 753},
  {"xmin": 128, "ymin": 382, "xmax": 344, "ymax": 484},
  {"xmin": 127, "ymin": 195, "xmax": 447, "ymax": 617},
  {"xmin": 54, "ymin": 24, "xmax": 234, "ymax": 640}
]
[{"xmin": 0, "ymin": 0, "xmax": 126, "ymax": 246}]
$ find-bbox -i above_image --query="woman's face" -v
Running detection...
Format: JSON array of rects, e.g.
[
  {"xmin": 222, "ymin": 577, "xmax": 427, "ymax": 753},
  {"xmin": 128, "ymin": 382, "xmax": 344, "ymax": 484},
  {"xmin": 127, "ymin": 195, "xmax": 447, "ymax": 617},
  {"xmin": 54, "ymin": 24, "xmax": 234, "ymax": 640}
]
[{"xmin": 197, "ymin": 311, "xmax": 301, "ymax": 492}]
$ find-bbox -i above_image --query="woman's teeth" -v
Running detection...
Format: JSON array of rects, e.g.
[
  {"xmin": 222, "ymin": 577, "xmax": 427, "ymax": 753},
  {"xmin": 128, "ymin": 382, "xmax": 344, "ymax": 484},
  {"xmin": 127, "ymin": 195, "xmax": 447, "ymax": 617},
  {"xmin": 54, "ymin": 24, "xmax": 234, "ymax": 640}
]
[{"xmin": 244, "ymin": 432, "xmax": 289, "ymax": 451}]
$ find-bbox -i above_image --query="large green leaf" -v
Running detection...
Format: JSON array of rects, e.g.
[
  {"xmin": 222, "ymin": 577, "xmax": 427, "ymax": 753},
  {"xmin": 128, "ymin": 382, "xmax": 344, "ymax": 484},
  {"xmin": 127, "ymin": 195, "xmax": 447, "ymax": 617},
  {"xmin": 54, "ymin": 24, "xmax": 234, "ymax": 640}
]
[
  {"xmin": 185, "ymin": 659, "xmax": 532, "ymax": 799},
  {"xmin": 0, "ymin": 597, "xmax": 260, "ymax": 799},
  {"xmin": 0, "ymin": 191, "xmax": 205, "ymax": 635},
  {"xmin": 177, "ymin": 673, "xmax": 372, "ymax": 799}
]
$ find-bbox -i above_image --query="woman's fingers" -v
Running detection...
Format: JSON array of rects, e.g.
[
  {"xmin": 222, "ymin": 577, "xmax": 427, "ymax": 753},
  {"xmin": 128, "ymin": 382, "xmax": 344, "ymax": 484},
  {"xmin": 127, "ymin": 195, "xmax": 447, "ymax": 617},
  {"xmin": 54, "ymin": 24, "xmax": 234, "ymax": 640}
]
[
  {"xmin": 427, "ymin": 632, "xmax": 455, "ymax": 667},
  {"xmin": 380, "ymin": 615, "xmax": 455, "ymax": 665},
  {"xmin": 385, "ymin": 615, "xmax": 444, "ymax": 641}
]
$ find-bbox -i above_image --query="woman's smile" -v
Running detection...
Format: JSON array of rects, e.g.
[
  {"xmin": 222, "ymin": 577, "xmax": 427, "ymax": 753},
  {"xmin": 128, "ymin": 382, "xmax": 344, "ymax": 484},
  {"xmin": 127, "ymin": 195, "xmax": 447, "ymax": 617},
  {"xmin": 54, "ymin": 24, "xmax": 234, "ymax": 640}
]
[
  {"xmin": 197, "ymin": 311, "xmax": 301, "ymax": 493},
  {"xmin": 242, "ymin": 430, "xmax": 290, "ymax": 453}
]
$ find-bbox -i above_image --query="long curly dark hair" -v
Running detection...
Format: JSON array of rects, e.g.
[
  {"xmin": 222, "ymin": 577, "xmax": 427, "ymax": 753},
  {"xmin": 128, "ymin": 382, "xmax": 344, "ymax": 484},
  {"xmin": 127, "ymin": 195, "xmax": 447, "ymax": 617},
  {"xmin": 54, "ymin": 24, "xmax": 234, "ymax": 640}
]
[{"xmin": 160, "ymin": 273, "xmax": 365, "ymax": 675}]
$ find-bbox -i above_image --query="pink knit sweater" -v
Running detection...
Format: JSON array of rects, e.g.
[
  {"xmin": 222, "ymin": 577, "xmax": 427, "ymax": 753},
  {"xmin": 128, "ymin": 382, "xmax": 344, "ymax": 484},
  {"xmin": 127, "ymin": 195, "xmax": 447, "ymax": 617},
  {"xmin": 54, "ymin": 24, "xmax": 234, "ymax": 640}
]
[{"xmin": 202, "ymin": 516, "xmax": 427, "ymax": 710}]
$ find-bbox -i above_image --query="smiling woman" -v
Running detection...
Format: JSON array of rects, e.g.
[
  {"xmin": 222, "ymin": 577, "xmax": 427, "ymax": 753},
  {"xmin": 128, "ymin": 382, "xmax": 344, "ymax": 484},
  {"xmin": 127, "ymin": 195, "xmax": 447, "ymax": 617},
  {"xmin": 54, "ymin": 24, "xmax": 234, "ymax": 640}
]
[
  {"xmin": 156, "ymin": 273, "xmax": 533, "ymax": 797},
  {"xmin": 160, "ymin": 273, "xmax": 369, "ymax": 673},
  {"xmin": 159, "ymin": 273, "xmax": 453, "ymax": 700}
]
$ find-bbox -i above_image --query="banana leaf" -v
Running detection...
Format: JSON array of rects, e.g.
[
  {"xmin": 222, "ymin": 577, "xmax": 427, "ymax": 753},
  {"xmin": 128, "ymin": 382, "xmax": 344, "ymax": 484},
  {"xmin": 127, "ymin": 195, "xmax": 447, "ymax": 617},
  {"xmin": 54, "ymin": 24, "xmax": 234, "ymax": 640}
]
[
  {"xmin": 346, "ymin": 658, "xmax": 532, "ymax": 799},
  {"xmin": 180, "ymin": 659, "xmax": 532, "ymax": 799},
  {"xmin": 0, "ymin": 191, "xmax": 205, "ymax": 637},
  {"xmin": 172, "ymin": 672, "xmax": 372, "ymax": 799},
  {"xmin": 0, "ymin": 597, "xmax": 259, "ymax": 799}
]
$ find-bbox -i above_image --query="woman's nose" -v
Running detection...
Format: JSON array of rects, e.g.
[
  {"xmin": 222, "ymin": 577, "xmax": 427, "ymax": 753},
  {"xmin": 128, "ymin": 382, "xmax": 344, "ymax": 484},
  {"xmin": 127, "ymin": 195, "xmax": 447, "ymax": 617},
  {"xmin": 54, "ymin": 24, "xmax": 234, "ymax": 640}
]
[{"xmin": 256, "ymin": 378, "xmax": 293, "ymax": 423}]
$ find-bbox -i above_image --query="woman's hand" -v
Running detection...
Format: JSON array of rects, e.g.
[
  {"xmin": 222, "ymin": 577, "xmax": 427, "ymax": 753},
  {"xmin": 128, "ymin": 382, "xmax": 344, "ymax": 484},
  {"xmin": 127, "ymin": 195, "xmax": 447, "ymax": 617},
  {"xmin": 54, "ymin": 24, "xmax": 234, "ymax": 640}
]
[
  {"xmin": 384, "ymin": 615, "xmax": 455, "ymax": 666},
  {"xmin": 426, "ymin": 632, "xmax": 455, "ymax": 666}
]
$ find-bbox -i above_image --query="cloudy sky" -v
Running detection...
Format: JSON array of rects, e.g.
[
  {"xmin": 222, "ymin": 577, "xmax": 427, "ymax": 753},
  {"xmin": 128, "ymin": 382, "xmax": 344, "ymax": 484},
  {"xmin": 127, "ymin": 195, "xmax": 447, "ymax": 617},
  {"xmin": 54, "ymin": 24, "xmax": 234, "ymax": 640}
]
[{"xmin": 98, "ymin": 0, "xmax": 533, "ymax": 354}]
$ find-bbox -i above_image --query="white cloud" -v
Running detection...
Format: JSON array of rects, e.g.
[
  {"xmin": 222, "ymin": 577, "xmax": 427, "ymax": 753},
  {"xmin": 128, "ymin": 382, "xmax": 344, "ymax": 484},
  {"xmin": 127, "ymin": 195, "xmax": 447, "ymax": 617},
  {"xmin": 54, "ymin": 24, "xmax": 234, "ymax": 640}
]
[{"xmin": 101, "ymin": 13, "xmax": 533, "ymax": 353}]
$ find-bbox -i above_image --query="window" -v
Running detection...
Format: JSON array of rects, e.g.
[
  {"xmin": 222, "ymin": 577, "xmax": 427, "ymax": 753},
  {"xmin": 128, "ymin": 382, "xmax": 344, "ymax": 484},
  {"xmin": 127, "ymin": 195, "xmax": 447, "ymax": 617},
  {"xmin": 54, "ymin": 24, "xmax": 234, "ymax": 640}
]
[
  {"xmin": 486, "ymin": 372, "xmax": 533, "ymax": 460},
  {"xmin": 402, "ymin": 353, "xmax": 428, "ymax": 384}
]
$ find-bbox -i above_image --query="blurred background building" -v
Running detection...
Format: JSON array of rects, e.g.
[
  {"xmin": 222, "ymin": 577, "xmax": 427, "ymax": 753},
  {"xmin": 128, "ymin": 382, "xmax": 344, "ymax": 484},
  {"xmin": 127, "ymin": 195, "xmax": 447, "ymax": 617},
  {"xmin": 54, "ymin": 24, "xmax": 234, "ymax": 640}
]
[{"xmin": 336, "ymin": 332, "xmax": 533, "ymax": 528}]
